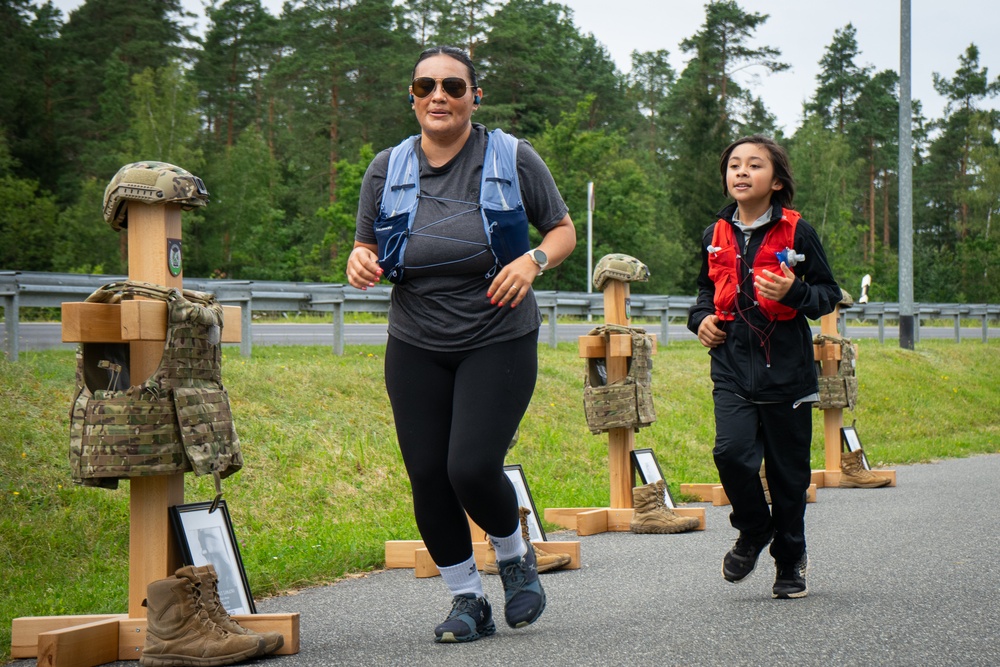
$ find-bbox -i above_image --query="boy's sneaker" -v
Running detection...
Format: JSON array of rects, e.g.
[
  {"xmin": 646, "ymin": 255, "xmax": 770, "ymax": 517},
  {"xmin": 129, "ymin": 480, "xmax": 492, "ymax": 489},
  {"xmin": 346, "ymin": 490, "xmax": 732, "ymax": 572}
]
[
  {"xmin": 433, "ymin": 594, "xmax": 496, "ymax": 643},
  {"xmin": 722, "ymin": 533, "xmax": 772, "ymax": 583},
  {"xmin": 772, "ymin": 553, "xmax": 809, "ymax": 599},
  {"xmin": 497, "ymin": 546, "xmax": 546, "ymax": 628}
]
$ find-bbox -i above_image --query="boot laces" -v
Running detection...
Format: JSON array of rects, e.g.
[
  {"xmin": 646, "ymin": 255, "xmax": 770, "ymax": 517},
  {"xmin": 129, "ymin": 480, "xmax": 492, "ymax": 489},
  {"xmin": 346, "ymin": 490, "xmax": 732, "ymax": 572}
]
[{"xmin": 187, "ymin": 581, "xmax": 231, "ymax": 637}]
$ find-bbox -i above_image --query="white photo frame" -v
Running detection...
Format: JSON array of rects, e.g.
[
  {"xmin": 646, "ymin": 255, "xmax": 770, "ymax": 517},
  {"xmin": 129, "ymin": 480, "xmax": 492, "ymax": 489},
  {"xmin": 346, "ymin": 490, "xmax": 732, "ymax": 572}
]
[
  {"xmin": 630, "ymin": 448, "xmax": 676, "ymax": 509},
  {"xmin": 503, "ymin": 464, "xmax": 546, "ymax": 542},
  {"xmin": 170, "ymin": 500, "xmax": 256, "ymax": 614},
  {"xmin": 841, "ymin": 426, "xmax": 871, "ymax": 470}
]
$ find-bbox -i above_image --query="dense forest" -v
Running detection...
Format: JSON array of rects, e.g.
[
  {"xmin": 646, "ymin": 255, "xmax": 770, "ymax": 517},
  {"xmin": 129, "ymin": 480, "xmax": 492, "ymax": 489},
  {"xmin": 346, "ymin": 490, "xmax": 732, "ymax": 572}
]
[{"xmin": 1, "ymin": 0, "xmax": 998, "ymax": 302}]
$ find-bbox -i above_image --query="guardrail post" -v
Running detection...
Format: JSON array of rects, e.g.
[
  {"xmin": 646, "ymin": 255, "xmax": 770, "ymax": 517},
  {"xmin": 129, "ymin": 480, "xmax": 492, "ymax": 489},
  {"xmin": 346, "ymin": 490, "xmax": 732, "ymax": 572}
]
[
  {"xmin": 535, "ymin": 294, "xmax": 558, "ymax": 349},
  {"xmin": 660, "ymin": 297, "xmax": 671, "ymax": 344},
  {"xmin": 1, "ymin": 271, "xmax": 19, "ymax": 361},
  {"xmin": 332, "ymin": 297, "xmax": 345, "ymax": 356}
]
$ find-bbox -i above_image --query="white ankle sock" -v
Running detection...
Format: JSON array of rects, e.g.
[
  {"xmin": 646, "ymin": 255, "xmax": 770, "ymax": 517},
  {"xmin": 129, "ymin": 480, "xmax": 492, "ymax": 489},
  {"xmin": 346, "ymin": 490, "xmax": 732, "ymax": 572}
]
[
  {"xmin": 489, "ymin": 525, "xmax": 528, "ymax": 563},
  {"xmin": 438, "ymin": 556, "xmax": 483, "ymax": 598}
]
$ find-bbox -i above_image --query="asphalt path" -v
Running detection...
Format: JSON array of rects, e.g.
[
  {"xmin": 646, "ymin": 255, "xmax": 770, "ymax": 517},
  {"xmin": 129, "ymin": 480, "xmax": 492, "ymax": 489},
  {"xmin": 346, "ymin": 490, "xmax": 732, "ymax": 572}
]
[
  {"xmin": 15, "ymin": 454, "xmax": 997, "ymax": 667},
  {"xmin": 4, "ymin": 321, "xmax": 996, "ymax": 352}
]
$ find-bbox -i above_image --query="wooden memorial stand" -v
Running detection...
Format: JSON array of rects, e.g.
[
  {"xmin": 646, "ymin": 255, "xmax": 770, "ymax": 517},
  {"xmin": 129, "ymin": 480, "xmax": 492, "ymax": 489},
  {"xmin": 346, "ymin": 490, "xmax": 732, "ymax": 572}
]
[
  {"xmin": 811, "ymin": 307, "xmax": 896, "ymax": 488},
  {"xmin": 543, "ymin": 278, "xmax": 705, "ymax": 536},
  {"xmin": 11, "ymin": 202, "xmax": 299, "ymax": 665}
]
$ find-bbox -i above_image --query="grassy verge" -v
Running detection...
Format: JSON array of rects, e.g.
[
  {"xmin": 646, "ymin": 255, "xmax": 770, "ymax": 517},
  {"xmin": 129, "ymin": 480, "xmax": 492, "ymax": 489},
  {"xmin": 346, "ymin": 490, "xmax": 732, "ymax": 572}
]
[{"xmin": 2, "ymin": 339, "xmax": 998, "ymax": 661}]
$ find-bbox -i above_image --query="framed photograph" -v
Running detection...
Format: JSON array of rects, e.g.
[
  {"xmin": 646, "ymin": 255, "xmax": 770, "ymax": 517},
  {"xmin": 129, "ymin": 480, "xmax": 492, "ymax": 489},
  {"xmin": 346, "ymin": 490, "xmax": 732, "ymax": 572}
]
[
  {"xmin": 170, "ymin": 500, "xmax": 256, "ymax": 614},
  {"xmin": 631, "ymin": 448, "xmax": 676, "ymax": 509},
  {"xmin": 503, "ymin": 464, "xmax": 546, "ymax": 542},
  {"xmin": 840, "ymin": 426, "xmax": 871, "ymax": 470}
]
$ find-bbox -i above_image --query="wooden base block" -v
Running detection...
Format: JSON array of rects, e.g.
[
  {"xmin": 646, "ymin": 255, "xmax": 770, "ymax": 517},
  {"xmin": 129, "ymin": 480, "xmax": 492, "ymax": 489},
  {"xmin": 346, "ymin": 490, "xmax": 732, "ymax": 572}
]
[
  {"xmin": 816, "ymin": 468, "xmax": 896, "ymax": 488},
  {"xmin": 399, "ymin": 539, "xmax": 583, "ymax": 578},
  {"xmin": 543, "ymin": 507, "xmax": 599, "ymax": 530},
  {"xmin": 533, "ymin": 540, "xmax": 582, "ymax": 569},
  {"xmin": 544, "ymin": 506, "xmax": 706, "ymax": 535},
  {"xmin": 12, "ymin": 613, "xmax": 300, "ymax": 663},
  {"xmin": 683, "ymin": 483, "xmax": 817, "ymax": 506},
  {"xmin": 679, "ymin": 483, "xmax": 718, "ymax": 502},
  {"xmin": 39, "ymin": 617, "xmax": 121, "ymax": 667},
  {"xmin": 871, "ymin": 469, "xmax": 897, "ymax": 486},
  {"xmin": 674, "ymin": 507, "xmax": 707, "ymax": 530},
  {"xmin": 11, "ymin": 615, "xmax": 127, "ymax": 661},
  {"xmin": 820, "ymin": 469, "xmax": 839, "ymax": 487},
  {"xmin": 385, "ymin": 540, "xmax": 425, "ymax": 569}
]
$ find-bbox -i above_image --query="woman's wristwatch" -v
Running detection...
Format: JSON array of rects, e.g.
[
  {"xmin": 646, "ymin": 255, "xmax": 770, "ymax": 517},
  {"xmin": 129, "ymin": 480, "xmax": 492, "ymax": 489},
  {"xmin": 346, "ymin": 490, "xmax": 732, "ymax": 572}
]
[{"xmin": 526, "ymin": 248, "xmax": 548, "ymax": 274}]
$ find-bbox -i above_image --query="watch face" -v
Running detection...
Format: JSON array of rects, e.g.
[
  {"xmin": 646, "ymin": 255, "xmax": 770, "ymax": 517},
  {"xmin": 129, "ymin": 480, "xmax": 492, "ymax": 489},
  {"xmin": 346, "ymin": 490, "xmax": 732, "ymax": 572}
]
[{"xmin": 533, "ymin": 249, "xmax": 548, "ymax": 266}]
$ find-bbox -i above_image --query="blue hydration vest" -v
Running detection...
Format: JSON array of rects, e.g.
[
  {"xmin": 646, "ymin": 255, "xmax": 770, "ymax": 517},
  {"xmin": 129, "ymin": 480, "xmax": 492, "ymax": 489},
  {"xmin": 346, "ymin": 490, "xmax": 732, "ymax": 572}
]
[{"xmin": 374, "ymin": 128, "xmax": 530, "ymax": 284}]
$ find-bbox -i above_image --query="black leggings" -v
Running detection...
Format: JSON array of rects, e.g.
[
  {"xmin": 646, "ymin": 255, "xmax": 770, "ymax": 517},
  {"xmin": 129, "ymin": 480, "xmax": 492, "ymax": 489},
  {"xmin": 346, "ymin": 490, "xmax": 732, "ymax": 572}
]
[{"xmin": 384, "ymin": 331, "xmax": 538, "ymax": 567}]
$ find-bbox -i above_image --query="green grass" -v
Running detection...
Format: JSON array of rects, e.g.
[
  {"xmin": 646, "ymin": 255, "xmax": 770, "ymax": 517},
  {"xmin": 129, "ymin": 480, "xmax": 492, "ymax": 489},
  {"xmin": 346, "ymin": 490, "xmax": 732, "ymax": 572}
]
[{"xmin": 2, "ymin": 339, "xmax": 998, "ymax": 661}]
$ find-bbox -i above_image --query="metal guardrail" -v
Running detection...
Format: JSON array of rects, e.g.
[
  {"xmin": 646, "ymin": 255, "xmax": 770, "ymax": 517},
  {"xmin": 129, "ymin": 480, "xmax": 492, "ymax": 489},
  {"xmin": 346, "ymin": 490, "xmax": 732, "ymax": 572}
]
[{"xmin": 1, "ymin": 271, "xmax": 997, "ymax": 360}]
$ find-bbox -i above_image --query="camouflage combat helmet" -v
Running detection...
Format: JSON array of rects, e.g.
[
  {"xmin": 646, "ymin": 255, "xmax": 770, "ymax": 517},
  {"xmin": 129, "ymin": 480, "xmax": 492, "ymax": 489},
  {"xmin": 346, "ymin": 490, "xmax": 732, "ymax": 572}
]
[
  {"xmin": 102, "ymin": 161, "xmax": 209, "ymax": 231},
  {"xmin": 593, "ymin": 253, "xmax": 650, "ymax": 291}
]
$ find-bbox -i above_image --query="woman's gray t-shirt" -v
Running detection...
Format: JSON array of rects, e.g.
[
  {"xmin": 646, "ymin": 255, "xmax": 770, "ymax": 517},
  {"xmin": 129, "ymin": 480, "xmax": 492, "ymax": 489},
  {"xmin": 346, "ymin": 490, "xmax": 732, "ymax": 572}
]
[{"xmin": 356, "ymin": 124, "xmax": 569, "ymax": 352}]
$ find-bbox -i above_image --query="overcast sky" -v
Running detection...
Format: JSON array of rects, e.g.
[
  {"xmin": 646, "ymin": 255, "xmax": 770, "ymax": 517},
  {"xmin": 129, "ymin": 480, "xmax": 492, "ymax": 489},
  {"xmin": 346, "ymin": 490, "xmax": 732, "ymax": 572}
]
[{"xmin": 48, "ymin": 0, "xmax": 1000, "ymax": 134}]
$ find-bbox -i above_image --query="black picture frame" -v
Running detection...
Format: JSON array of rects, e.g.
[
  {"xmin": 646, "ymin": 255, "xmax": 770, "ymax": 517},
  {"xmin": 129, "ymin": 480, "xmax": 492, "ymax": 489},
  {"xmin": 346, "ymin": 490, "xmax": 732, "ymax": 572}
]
[
  {"xmin": 170, "ymin": 500, "xmax": 256, "ymax": 614},
  {"xmin": 840, "ymin": 426, "xmax": 871, "ymax": 470},
  {"xmin": 630, "ymin": 448, "xmax": 676, "ymax": 509},
  {"xmin": 503, "ymin": 464, "xmax": 546, "ymax": 542}
]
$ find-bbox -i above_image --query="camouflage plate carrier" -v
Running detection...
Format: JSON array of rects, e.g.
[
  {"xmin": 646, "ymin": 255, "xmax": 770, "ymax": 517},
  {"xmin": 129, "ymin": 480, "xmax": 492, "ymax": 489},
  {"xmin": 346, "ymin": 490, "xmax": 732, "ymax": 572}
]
[
  {"xmin": 69, "ymin": 281, "xmax": 243, "ymax": 497},
  {"xmin": 812, "ymin": 332, "xmax": 858, "ymax": 411},
  {"xmin": 583, "ymin": 324, "xmax": 656, "ymax": 434}
]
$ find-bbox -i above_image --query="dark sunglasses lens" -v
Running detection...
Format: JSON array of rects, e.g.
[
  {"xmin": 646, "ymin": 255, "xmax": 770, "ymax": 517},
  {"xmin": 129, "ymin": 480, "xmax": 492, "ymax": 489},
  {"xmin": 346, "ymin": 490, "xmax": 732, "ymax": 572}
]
[
  {"xmin": 411, "ymin": 77, "xmax": 435, "ymax": 98},
  {"xmin": 441, "ymin": 78, "xmax": 468, "ymax": 98}
]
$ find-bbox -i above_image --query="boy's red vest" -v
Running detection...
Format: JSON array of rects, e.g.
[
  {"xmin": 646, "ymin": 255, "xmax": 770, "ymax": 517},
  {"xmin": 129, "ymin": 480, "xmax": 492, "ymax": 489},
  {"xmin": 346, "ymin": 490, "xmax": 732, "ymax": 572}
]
[{"xmin": 708, "ymin": 208, "xmax": 800, "ymax": 321}]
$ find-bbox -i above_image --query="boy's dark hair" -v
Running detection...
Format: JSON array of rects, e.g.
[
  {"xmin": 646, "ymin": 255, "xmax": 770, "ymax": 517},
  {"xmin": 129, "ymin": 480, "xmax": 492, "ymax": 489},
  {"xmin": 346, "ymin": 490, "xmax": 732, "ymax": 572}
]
[
  {"xmin": 412, "ymin": 45, "xmax": 478, "ymax": 89},
  {"xmin": 719, "ymin": 134, "xmax": 795, "ymax": 209}
]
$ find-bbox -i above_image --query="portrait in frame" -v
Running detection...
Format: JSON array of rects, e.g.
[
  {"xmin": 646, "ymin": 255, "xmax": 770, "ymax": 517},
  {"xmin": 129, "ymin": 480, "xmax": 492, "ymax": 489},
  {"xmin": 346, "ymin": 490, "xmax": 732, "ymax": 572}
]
[
  {"xmin": 170, "ymin": 500, "xmax": 256, "ymax": 614},
  {"xmin": 630, "ymin": 448, "xmax": 676, "ymax": 509}
]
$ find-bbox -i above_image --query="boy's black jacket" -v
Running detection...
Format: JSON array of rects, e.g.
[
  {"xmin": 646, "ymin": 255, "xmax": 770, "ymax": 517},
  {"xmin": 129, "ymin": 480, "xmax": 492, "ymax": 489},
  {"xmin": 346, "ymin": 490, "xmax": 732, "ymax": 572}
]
[{"xmin": 687, "ymin": 203, "xmax": 843, "ymax": 402}]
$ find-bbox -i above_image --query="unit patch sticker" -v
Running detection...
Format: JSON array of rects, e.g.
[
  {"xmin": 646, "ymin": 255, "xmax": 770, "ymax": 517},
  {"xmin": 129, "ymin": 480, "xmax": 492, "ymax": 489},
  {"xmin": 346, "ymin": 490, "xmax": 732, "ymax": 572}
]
[{"xmin": 168, "ymin": 238, "xmax": 183, "ymax": 277}]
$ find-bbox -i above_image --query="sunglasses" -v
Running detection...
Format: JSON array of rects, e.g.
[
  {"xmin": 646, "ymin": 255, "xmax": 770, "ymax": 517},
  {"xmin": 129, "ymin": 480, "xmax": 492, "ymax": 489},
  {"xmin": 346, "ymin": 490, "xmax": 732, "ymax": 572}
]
[{"xmin": 410, "ymin": 77, "xmax": 470, "ymax": 99}]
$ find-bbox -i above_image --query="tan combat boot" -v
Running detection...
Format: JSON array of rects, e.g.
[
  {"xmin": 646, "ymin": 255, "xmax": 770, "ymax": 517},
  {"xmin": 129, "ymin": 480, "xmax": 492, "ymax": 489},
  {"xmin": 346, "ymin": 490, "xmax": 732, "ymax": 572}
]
[
  {"xmin": 141, "ymin": 573, "xmax": 265, "ymax": 667},
  {"xmin": 630, "ymin": 480, "xmax": 700, "ymax": 534},
  {"xmin": 176, "ymin": 565, "xmax": 284, "ymax": 655},
  {"xmin": 839, "ymin": 449, "xmax": 891, "ymax": 488},
  {"xmin": 484, "ymin": 506, "xmax": 571, "ymax": 574}
]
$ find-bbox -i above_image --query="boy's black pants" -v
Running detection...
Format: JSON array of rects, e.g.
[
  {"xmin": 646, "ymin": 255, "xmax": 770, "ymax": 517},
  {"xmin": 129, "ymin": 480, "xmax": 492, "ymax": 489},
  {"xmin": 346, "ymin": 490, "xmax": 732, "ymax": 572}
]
[{"xmin": 712, "ymin": 388, "xmax": 813, "ymax": 565}]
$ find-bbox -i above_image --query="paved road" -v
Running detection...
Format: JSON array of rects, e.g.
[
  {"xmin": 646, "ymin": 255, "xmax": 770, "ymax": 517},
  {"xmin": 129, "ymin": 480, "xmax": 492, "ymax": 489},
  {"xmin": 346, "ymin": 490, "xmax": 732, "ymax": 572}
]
[
  {"xmin": 16, "ymin": 454, "xmax": 996, "ymax": 667},
  {"xmin": 4, "ymin": 321, "xmax": 996, "ymax": 352}
]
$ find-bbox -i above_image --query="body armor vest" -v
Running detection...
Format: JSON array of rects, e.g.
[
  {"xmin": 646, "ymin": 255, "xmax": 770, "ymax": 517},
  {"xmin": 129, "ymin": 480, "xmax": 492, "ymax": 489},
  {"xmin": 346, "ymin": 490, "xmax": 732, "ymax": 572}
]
[
  {"xmin": 69, "ymin": 281, "xmax": 243, "ymax": 495},
  {"xmin": 813, "ymin": 333, "xmax": 858, "ymax": 411},
  {"xmin": 583, "ymin": 324, "xmax": 656, "ymax": 434},
  {"xmin": 708, "ymin": 208, "xmax": 800, "ymax": 322}
]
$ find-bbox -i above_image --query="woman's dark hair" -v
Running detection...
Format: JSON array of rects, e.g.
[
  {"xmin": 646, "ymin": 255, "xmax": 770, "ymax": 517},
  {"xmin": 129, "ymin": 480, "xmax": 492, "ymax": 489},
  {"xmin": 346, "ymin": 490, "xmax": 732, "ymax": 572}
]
[
  {"xmin": 412, "ymin": 45, "xmax": 478, "ymax": 89},
  {"xmin": 719, "ymin": 134, "xmax": 795, "ymax": 208}
]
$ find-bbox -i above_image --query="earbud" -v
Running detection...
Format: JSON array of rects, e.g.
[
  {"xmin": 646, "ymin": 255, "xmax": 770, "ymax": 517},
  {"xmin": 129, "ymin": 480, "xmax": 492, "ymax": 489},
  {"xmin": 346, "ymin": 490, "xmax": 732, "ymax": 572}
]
[
  {"xmin": 408, "ymin": 93, "xmax": 414, "ymax": 104},
  {"xmin": 473, "ymin": 94, "xmax": 481, "ymax": 104}
]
